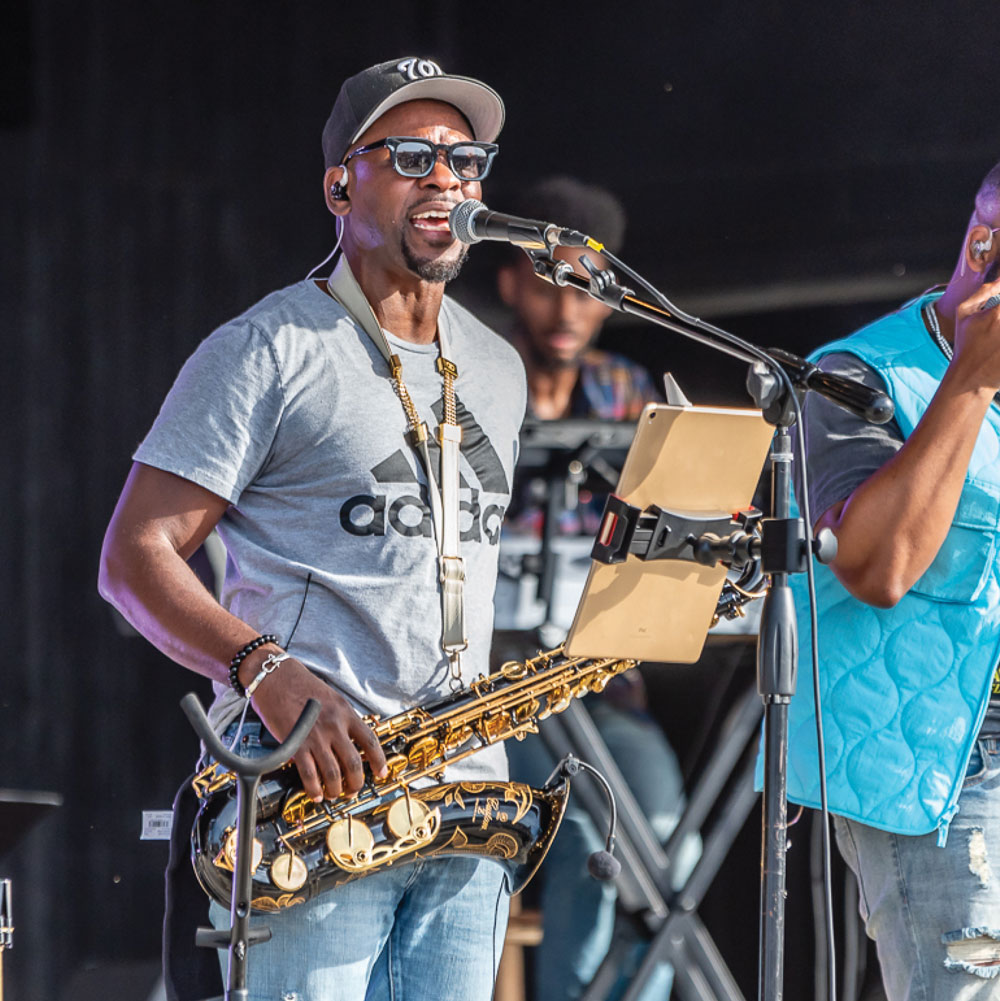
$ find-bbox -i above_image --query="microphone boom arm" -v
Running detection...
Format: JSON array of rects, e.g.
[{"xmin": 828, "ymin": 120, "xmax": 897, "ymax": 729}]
[
  {"xmin": 524, "ymin": 249, "xmax": 894, "ymax": 425},
  {"xmin": 528, "ymin": 250, "xmax": 760, "ymax": 365}
]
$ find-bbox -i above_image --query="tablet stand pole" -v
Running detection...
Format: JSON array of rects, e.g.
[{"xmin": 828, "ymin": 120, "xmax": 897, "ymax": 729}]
[
  {"xmin": 755, "ymin": 421, "xmax": 797, "ymax": 1001},
  {"xmin": 746, "ymin": 361, "xmax": 842, "ymax": 1001}
]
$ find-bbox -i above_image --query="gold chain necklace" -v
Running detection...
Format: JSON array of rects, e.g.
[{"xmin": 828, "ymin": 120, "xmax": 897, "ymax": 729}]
[{"xmin": 388, "ymin": 351, "xmax": 458, "ymax": 445}]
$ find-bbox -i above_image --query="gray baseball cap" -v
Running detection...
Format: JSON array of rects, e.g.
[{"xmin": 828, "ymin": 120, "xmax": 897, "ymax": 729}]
[{"xmin": 322, "ymin": 56, "xmax": 505, "ymax": 168}]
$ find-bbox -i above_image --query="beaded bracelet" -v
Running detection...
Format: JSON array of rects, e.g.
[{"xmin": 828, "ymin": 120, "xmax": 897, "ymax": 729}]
[{"xmin": 229, "ymin": 634, "xmax": 280, "ymax": 696}]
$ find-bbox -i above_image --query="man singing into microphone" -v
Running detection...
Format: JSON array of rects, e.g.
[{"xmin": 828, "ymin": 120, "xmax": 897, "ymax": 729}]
[
  {"xmin": 99, "ymin": 56, "xmax": 526, "ymax": 1000},
  {"xmin": 785, "ymin": 161, "xmax": 1000, "ymax": 999}
]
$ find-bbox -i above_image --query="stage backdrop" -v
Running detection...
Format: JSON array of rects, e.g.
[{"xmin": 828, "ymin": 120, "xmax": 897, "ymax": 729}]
[{"xmin": 3, "ymin": 3, "xmax": 999, "ymax": 998}]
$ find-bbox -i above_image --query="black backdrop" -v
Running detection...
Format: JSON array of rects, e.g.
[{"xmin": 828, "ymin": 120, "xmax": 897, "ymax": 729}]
[{"xmin": 3, "ymin": 2, "xmax": 1000, "ymax": 998}]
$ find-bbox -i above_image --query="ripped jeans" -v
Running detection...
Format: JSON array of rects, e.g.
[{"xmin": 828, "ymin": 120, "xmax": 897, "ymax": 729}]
[{"xmin": 835, "ymin": 737, "xmax": 1000, "ymax": 1001}]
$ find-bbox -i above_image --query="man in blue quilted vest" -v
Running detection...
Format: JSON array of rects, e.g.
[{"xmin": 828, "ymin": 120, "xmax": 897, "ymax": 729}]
[{"xmin": 786, "ymin": 161, "xmax": 1000, "ymax": 999}]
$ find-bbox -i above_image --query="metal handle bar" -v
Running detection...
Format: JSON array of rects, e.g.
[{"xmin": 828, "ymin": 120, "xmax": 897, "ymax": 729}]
[{"xmin": 180, "ymin": 692, "xmax": 321, "ymax": 776}]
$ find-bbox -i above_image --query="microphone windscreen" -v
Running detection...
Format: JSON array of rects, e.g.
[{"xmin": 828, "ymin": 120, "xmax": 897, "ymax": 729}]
[
  {"xmin": 449, "ymin": 199, "xmax": 485, "ymax": 244},
  {"xmin": 587, "ymin": 850, "xmax": 621, "ymax": 881}
]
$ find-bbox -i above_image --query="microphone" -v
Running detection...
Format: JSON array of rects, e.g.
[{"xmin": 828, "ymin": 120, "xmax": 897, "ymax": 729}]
[
  {"xmin": 587, "ymin": 848, "xmax": 621, "ymax": 881},
  {"xmin": 546, "ymin": 754, "xmax": 621, "ymax": 881},
  {"xmin": 763, "ymin": 347, "xmax": 896, "ymax": 425},
  {"xmin": 449, "ymin": 199, "xmax": 596, "ymax": 251}
]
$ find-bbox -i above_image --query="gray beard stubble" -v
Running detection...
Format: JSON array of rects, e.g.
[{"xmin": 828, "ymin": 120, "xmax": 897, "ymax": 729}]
[{"xmin": 401, "ymin": 236, "xmax": 469, "ymax": 284}]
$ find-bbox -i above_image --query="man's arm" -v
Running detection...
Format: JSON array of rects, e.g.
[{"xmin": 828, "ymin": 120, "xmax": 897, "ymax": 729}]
[
  {"xmin": 818, "ymin": 285, "xmax": 1000, "ymax": 607},
  {"xmin": 98, "ymin": 462, "xmax": 387, "ymax": 800}
]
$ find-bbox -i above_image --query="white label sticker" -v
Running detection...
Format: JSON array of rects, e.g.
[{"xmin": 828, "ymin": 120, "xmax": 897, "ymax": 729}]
[{"xmin": 141, "ymin": 810, "xmax": 174, "ymax": 841}]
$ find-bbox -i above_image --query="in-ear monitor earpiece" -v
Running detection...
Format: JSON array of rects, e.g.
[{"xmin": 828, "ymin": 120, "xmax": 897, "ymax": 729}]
[
  {"xmin": 973, "ymin": 233, "xmax": 995, "ymax": 260},
  {"xmin": 330, "ymin": 164, "xmax": 349, "ymax": 201}
]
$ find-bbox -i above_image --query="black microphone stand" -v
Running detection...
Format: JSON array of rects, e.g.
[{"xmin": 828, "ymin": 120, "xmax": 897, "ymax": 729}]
[
  {"xmin": 742, "ymin": 377, "xmax": 825, "ymax": 1001},
  {"xmin": 181, "ymin": 694, "xmax": 321, "ymax": 1001},
  {"xmin": 524, "ymin": 248, "xmax": 884, "ymax": 1001}
]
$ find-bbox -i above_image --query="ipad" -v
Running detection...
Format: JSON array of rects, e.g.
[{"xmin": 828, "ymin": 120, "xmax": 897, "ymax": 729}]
[{"xmin": 563, "ymin": 403, "xmax": 773, "ymax": 663}]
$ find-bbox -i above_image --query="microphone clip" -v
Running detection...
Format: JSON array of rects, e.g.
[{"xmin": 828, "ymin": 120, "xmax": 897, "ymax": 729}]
[
  {"xmin": 524, "ymin": 249, "xmax": 634, "ymax": 311},
  {"xmin": 525, "ymin": 248, "xmax": 574, "ymax": 287},
  {"xmin": 579, "ymin": 255, "xmax": 633, "ymax": 309}
]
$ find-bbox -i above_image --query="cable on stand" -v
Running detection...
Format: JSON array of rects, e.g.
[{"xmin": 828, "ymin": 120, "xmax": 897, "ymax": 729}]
[{"xmin": 180, "ymin": 693, "xmax": 320, "ymax": 1001}]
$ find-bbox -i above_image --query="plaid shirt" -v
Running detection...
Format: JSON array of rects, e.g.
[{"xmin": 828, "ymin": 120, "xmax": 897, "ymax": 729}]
[
  {"xmin": 555, "ymin": 348, "xmax": 660, "ymax": 420},
  {"xmin": 513, "ymin": 347, "xmax": 660, "ymax": 530}
]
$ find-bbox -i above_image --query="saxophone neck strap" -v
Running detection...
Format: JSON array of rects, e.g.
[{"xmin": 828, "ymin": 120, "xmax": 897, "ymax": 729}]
[{"xmin": 324, "ymin": 257, "xmax": 467, "ymax": 672}]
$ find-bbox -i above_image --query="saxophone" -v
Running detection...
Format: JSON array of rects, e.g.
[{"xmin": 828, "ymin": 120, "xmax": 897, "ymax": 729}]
[{"xmin": 191, "ymin": 646, "xmax": 638, "ymax": 913}]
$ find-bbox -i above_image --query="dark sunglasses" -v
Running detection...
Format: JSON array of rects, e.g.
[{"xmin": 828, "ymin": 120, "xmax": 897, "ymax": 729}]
[{"xmin": 343, "ymin": 136, "xmax": 499, "ymax": 182}]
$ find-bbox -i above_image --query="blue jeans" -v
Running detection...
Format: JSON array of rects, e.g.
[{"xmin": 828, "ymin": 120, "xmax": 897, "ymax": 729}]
[
  {"xmin": 209, "ymin": 721, "xmax": 510, "ymax": 1001},
  {"xmin": 835, "ymin": 737, "xmax": 1000, "ymax": 1001},
  {"xmin": 506, "ymin": 700, "xmax": 700, "ymax": 1001}
]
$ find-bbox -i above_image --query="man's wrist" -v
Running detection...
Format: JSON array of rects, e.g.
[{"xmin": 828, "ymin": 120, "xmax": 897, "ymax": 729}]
[
  {"xmin": 941, "ymin": 352, "xmax": 1000, "ymax": 401},
  {"xmin": 244, "ymin": 651, "xmax": 293, "ymax": 698},
  {"xmin": 229, "ymin": 635, "xmax": 282, "ymax": 695},
  {"xmin": 236, "ymin": 643, "xmax": 286, "ymax": 690}
]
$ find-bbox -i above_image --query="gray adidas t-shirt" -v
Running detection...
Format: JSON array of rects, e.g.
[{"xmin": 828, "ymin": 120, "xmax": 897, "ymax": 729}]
[{"xmin": 135, "ymin": 278, "xmax": 527, "ymax": 781}]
